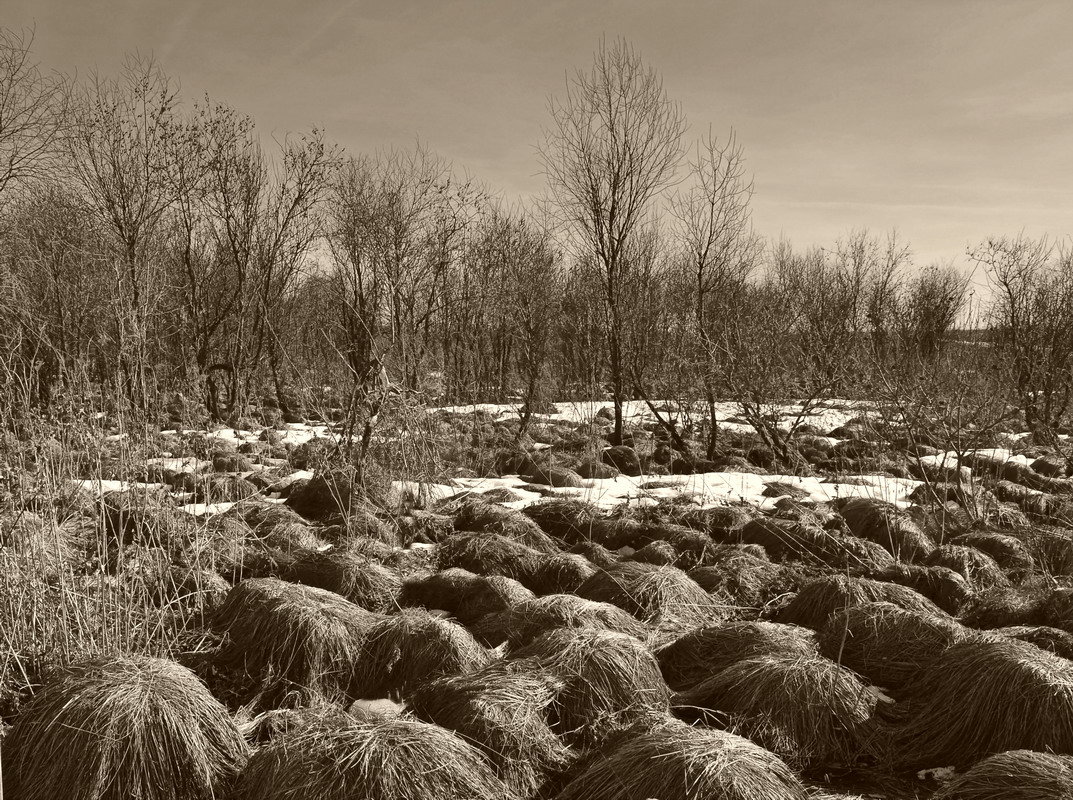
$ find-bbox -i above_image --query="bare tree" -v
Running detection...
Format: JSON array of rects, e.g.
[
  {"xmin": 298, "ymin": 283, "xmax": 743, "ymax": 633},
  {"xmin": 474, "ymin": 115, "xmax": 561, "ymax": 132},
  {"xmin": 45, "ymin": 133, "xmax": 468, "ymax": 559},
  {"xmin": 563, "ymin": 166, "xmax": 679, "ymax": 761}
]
[
  {"xmin": 66, "ymin": 55, "xmax": 180, "ymax": 413},
  {"xmin": 0, "ymin": 181, "xmax": 109, "ymax": 408},
  {"xmin": 203, "ymin": 117, "xmax": 337, "ymax": 419},
  {"xmin": 0, "ymin": 27, "xmax": 68, "ymax": 198},
  {"xmin": 670, "ymin": 129, "xmax": 760, "ymax": 458},
  {"xmin": 972, "ymin": 234, "xmax": 1073, "ymax": 442},
  {"xmin": 892, "ymin": 263, "xmax": 970, "ymax": 364},
  {"xmin": 539, "ymin": 37, "xmax": 686, "ymax": 444},
  {"xmin": 718, "ymin": 234, "xmax": 910, "ymax": 470}
]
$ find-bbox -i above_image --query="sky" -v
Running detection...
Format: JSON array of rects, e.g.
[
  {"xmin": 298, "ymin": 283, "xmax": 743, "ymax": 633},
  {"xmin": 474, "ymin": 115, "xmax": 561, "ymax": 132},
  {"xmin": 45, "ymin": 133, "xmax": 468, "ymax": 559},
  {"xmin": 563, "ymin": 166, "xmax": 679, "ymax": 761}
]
[{"xmin": 6, "ymin": 0, "xmax": 1072, "ymax": 280}]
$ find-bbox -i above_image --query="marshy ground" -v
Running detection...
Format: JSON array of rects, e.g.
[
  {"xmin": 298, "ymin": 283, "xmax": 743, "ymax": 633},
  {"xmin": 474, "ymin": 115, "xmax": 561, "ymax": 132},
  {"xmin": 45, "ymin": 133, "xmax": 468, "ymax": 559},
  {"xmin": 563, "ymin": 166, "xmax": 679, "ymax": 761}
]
[{"xmin": 3, "ymin": 398, "xmax": 1073, "ymax": 799}]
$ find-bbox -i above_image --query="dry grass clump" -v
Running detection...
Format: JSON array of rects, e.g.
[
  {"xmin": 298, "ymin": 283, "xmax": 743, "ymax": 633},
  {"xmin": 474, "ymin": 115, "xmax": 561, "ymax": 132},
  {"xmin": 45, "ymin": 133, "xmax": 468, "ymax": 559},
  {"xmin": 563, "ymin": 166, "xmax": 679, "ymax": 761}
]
[
  {"xmin": 949, "ymin": 531, "xmax": 1035, "ymax": 576},
  {"xmin": 550, "ymin": 717, "xmax": 807, "ymax": 800},
  {"xmin": 232, "ymin": 715, "xmax": 514, "ymax": 800},
  {"xmin": 776, "ymin": 574, "xmax": 946, "ymax": 630},
  {"xmin": 673, "ymin": 652, "xmax": 879, "ymax": 768},
  {"xmin": 230, "ymin": 499, "xmax": 307, "ymax": 535},
  {"xmin": 408, "ymin": 659, "xmax": 573, "ymax": 798},
  {"xmin": 236, "ymin": 700, "xmax": 354, "ymax": 745},
  {"xmin": 398, "ymin": 567, "xmax": 534, "ymax": 622},
  {"xmin": 193, "ymin": 474, "xmax": 259, "ymax": 503},
  {"xmin": 510, "ymin": 628, "xmax": 671, "ymax": 748},
  {"xmin": 837, "ymin": 498, "xmax": 935, "ymax": 561},
  {"xmin": 396, "ymin": 510, "xmax": 455, "ymax": 543},
  {"xmin": 337, "ymin": 505, "xmax": 402, "ymax": 546},
  {"xmin": 687, "ymin": 549, "xmax": 787, "ymax": 607},
  {"xmin": 894, "ymin": 634, "xmax": 1073, "ymax": 768},
  {"xmin": 523, "ymin": 497, "xmax": 603, "ymax": 544},
  {"xmin": 657, "ymin": 621, "xmax": 818, "ymax": 691},
  {"xmin": 925, "ymin": 544, "xmax": 1010, "ymax": 591},
  {"xmin": 352, "ymin": 608, "xmax": 493, "ymax": 698},
  {"xmin": 454, "ymin": 574, "xmax": 535, "ymax": 624},
  {"xmin": 0, "ymin": 510, "xmax": 76, "ymax": 577},
  {"xmin": 525, "ymin": 552, "xmax": 597, "ymax": 595},
  {"xmin": 679, "ymin": 505, "xmax": 755, "ymax": 541},
  {"xmin": 738, "ymin": 517, "xmax": 837, "ymax": 562},
  {"xmin": 628, "ymin": 539, "xmax": 680, "ymax": 566},
  {"xmin": 213, "ymin": 577, "xmax": 381, "ymax": 703},
  {"xmin": 1025, "ymin": 528, "xmax": 1073, "ymax": 575},
  {"xmin": 822, "ymin": 536, "xmax": 898, "ymax": 571},
  {"xmin": 1041, "ymin": 588, "xmax": 1073, "ymax": 632},
  {"xmin": 869, "ymin": 562, "xmax": 974, "ymax": 615},
  {"xmin": 995, "ymin": 625, "xmax": 1073, "ymax": 660},
  {"xmin": 398, "ymin": 566, "xmax": 483, "ymax": 611},
  {"xmin": 933, "ymin": 750, "xmax": 1073, "ymax": 799},
  {"xmin": 471, "ymin": 593, "xmax": 648, "ymax": 649},
  {"xmin": 577, "ymin": 561, "xmax": 729, "ymax": 633},
  {"xmin": 284, "ymin": 465, "xmax": 388, "ymax": 522},
  {"xmin": 283, "ymin": 549, "xmax": 401, "ymax": 612},
  {"xmin": 186, "ymin": 516, "xmax": 254, "ymax": 579},
  {"xmin": 224, "ymin": 500, "xmax": 328, "ymax": 559},
  {"xmin": 818, "ymin": 602, "xmax": 968, "ymax": 691},
  {"xmin": 453, "ymin": 498, "xmax": 559, "ymax": 552},
  {"xmin": 437, "ymin": 531, "xmax": 544, "ymax": 582},
  {"xmin": 638, "ymin": 523, "xmax": 723, "ymax": 569},
  {"xmin": 569, "ymin": 540, "xmax": 619, "ymax": 568},
  {"xmin": 959, "ymin": 585, "xmax": 1047, "ymax": 629},
  {"xmin": 585, "ymin": 517, "xmax": 649, "ymax": 549},
  {"xmin": 4, "ymin": 654, "xmax": 248, "ymax": 800},
  {"xmin": 99, "ymin": 492, "xmax": 200, "ymax": 562}
]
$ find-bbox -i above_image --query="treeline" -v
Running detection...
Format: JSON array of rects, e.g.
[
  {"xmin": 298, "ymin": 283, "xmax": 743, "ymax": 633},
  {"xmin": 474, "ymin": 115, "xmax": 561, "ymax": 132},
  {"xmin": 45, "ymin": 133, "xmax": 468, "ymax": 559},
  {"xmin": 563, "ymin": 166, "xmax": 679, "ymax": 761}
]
[{"xmin": 2, "ymin": 32, "xmax": 1072, "ymax": 457}]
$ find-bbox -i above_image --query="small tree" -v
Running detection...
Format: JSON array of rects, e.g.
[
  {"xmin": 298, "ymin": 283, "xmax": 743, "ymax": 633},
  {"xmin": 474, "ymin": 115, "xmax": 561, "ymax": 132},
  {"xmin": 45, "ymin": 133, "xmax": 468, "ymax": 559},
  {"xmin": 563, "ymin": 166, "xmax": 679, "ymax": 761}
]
[
  {"xmin": 972, "ymin": 235, "xmax": 1073, "ymax": 441},
  {"xmin": 719, "ymin": 234, "xmax": 909, "ymax": 470},
  {"xmin": 540, "ymin": 37, "xmax": 686, "ymax": 444}
]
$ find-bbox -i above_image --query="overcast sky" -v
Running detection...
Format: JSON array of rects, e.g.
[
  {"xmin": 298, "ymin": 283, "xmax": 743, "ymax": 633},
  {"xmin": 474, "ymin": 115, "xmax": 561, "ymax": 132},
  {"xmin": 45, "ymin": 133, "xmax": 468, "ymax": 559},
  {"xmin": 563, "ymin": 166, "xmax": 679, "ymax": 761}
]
[{"xmin": 7, "ymin": 0, "xmax": 1072, "ymax": 275}]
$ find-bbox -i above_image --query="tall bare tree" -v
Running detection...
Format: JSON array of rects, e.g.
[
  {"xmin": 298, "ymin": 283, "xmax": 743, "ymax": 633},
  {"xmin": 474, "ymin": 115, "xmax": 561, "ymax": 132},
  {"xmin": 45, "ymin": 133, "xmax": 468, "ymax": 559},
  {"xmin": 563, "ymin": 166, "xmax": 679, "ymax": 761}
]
[
  {"xmin": 540, "ymin": 37, "xmax": 686, "ymax": 444},
  {"xmin": 0, "ymin": 27, "xmax": 68, "ymax": 199},
  {"xmin": 66, "ymin": 55, "xmax": 179, "ymax": 412},
  {"xmin": 670, "ymin": 129, "xmax": 760, "ymax": 458}
]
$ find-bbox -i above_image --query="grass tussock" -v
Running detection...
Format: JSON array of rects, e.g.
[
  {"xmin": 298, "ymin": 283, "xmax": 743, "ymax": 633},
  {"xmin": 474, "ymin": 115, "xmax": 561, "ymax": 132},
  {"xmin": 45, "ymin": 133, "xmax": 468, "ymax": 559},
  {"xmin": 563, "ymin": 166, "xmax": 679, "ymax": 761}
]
[
  {"xmin": 925, "ymin": 544, "xmax": 1010, "ymax": 591},
  {"xmin": 408, "ymin": 659, "xmax": 574, "ymax": 798},
  {"xmin": 510, "ymin": 627, "xmax": 671, "ymax": 749},
  {"xmin": 934, "ymin": 749, "xmax": 1073, "ymax": 799},
  {"xmin": 949, "ymin": 531, "xmax": 1035, "ymax": 576},
  {"xmin": 283, "ymin": 548, "xmax": 402, "ymax": 612},
  {"xmin": 526, "ymin": 551, "xmax": 597, "ymax": 594},
  {"xmin": 213, "ymin": 577, "xmax": 381, "ymax": 703},
  {"xmin": 673, "ymin": 653, "xmax": 879, "ymax": 768},
  {"xmin": 994, "ymin": 625, "xmax": 1073, "ymax": 660},
  {"xmin": 4, "ymin": 654, "xmax": 248, "ymax": 800},
  {"xmin": 837, "ymin": 498, "xmax": 935, "ymax": 561},
  {"xmin": 399, "ymin": 567, "xmax": 535, "ymax": 623},
  {"xmin": 437, "ymin": 531, "xmax": 545, "ymax": 582},
  {"xmin": 550, "ymin": 717, "xmax": 808, "ymax": 800},
  {"xmin": 453, "ymin": 499, "xmax": 559, "ymax": 553},
  {"xmin": 776, "ymin": 574, "xmax": 946, "ymax": 630},
  {"xmin": 577, "ymin": 561, "xmax": 730, "ymax": 634},
  {"xmin": 523, "ymin": 498, "xmax": 603, "ymax": 544},
  {"xmin": 471, "ymin": 593, "xmax": 648, "ymax": 650},
  {"xmin": 894, "ymin": 634, "xmax": 1073, "ymax": 768},
  {"xmin": 868, "ymin": 562, "xmax": 973, "ymax": 615},
  {"xmin": 657, "ymin": 621, "xmax": 818, "ymax": 692},
  {"xmin": 232, "ymin": 715, "xmax": 514, "ymax": 800},
  {"xmin": 818, "ymin": 601, "xmax": 968, "ymax": 691},
  {"xmin": 352, "ymin": 608, "xmax": 493, "ymax": 698}
]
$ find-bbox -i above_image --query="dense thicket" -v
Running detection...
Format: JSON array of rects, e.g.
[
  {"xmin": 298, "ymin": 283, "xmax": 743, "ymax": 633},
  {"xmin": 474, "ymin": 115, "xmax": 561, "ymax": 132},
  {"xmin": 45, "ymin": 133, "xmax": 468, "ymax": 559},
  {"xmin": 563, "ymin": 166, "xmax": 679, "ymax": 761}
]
[{"xmin": 1, "ymin": 32, "xmax": 1070, "ymax": 465}]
